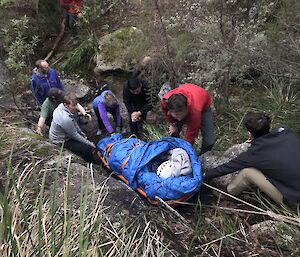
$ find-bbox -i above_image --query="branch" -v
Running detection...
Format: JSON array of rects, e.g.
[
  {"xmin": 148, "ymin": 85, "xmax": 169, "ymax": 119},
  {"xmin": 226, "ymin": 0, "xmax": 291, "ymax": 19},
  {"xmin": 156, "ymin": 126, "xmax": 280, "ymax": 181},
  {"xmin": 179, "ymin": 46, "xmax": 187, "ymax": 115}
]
[{"xmin": 44, "ymin": 18, "xmax": 66, "ymax": 61}]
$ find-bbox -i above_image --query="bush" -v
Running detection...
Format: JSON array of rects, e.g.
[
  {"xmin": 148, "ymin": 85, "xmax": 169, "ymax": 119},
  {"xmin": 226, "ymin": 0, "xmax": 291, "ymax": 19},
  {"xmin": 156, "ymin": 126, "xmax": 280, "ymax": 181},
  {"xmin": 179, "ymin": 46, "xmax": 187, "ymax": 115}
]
[{"xmin": 1, "ymin": 15, "xmax": 39, "ymax": 92}]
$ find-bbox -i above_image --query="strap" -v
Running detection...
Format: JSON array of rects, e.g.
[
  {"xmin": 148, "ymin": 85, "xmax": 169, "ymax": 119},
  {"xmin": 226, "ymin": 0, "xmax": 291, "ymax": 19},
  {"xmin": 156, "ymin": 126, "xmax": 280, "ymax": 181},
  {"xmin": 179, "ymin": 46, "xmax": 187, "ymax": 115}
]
[{"xmin": 120, "ymin": 141, "xmax": 141, "ymax": 173}]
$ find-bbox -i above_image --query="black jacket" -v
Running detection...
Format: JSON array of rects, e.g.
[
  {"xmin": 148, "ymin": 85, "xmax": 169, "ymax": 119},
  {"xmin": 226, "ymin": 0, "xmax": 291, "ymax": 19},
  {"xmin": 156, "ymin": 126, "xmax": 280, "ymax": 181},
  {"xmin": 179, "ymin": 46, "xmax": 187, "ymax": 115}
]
[
  {"xmin": 204, "ymin": 127, "xmax": 300, "ymax": 203},
  {"xmin": 123, "ymin": 80, "xmax": 152, "ymax": 116}
]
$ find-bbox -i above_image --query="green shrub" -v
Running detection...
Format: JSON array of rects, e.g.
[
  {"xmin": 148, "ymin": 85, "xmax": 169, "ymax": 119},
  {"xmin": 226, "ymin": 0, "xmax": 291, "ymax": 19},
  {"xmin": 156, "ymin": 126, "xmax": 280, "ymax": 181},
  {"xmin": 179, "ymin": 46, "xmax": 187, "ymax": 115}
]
[
  {"xmin": 60, "ymin": 33, "xmax": 99, "ymax": 72},
  {"xmin": 1, "ymin": 15, "xmax": 39, "ymax": 92}
]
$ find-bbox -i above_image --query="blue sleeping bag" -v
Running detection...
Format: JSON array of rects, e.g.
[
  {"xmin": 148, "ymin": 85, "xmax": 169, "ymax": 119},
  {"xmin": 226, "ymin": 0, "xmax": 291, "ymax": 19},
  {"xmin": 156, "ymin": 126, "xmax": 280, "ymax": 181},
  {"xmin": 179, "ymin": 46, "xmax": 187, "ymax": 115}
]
[{"xmin": 97, "ymin": 134, "xmax": 202, "ymax": 200}]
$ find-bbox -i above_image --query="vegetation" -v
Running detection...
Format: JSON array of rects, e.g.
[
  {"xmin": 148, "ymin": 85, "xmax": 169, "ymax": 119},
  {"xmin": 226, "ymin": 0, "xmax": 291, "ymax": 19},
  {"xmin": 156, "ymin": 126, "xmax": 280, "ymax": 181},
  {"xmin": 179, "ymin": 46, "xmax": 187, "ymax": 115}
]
[
  {"xmin": 0, "ymin": 0, "xmax": 299, "ymax": 256},
  {"xmin": 1, "ymin": 15, "xmax": 39, "ymax": 92}
]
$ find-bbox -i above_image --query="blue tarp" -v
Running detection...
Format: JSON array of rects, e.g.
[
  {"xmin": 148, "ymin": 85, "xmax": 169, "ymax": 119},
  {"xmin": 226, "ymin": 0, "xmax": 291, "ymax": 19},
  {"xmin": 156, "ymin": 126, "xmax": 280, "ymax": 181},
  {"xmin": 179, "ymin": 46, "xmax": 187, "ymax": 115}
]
[{"xmin": 97, "ymin": 134, "xmax": 202, "ymax": 200}]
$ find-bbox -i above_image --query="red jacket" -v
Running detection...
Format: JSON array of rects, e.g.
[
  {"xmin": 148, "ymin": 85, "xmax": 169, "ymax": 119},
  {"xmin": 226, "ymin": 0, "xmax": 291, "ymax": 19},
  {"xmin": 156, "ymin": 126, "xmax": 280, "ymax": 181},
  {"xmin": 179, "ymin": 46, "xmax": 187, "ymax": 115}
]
[
  {"xmin": 59, "ymin": 0, "xmax": 83, "ymax": 14},
  {"xmin": 161, "ymin": 84, "xmax": 212, "ymax": 145}
]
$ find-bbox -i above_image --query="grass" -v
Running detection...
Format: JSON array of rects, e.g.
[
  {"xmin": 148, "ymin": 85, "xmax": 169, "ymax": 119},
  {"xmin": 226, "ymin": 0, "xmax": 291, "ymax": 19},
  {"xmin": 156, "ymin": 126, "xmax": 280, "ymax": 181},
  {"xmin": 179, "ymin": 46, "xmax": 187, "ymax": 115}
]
[
  {"xmin": 0, "ymin": 149, "xmax": 176, "ymax": 256},
  {"xmin": 59, "ymin": 33, "xmax": 99, "ymax": 72},
  {"xmin": 0, "ymin": 119, "xmax": 177, "ymax": 256}
]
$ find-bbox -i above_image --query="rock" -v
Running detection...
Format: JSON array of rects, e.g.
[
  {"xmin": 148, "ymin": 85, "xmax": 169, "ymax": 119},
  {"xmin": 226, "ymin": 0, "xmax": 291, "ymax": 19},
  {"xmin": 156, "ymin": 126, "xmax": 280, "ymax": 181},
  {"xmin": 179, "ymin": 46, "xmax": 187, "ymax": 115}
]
[
  {"xmin": 62, "ymin": 78, "xmax": 90, "ymax": 99},
  {"xmin": 50, "ymin": 161, "xmax": 147, "ymax": 220},
  {"xmin": 200, "ymin": 142, "xmax": 250, "ymax": 188},
  {"xmin": 95, "ymin": 27, "xmax": 145, "ymax": 72},
  {"xmin": 251, "ymin": 220, "xmax": 299, "ymax": 250}
]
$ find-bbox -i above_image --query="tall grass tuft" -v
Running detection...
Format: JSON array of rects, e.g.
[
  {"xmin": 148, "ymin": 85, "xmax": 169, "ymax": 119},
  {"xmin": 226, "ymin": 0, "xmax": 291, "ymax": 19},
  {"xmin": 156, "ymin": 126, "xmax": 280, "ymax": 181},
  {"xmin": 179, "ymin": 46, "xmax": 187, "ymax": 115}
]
[
  {"xmin": 265, "ymin": 77, "xmax": 299, "ymax": 110},
  {"xmin": 60, "ymin": 33, "xmax": 99, "ymax": 72},
  {"xmin": 0, "ymin": 146, "xmax": 174, "ymax": 257}
]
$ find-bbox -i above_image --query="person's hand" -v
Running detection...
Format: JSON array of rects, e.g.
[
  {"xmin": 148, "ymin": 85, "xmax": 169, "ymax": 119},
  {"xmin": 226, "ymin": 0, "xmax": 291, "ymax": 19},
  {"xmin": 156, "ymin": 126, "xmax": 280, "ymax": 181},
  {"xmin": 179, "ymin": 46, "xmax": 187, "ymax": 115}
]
[
  {"xmin": 36, "ymin": 126, "xmax": 43, "ymax": 136},
  {"xmin": 245, "ymin": 131, "xmax": 253, "ymax": 143},
  {"xmin": 168, "ymin": 124, "xmax": 177, "ymax": 135},
  {"xmin": 85, "ymin": 113, "xmax": 92, "ymax": 120},
  {"xmin": 131, "ymin": 111, "xmax": 141, "ymax": 122},
  {"xmin": 80, "ymin": 132, "xmax": 87, "ymax": 138},
  {"xmin": 77, "ymin": 12, "xmax": 83, "ymax": 18}
]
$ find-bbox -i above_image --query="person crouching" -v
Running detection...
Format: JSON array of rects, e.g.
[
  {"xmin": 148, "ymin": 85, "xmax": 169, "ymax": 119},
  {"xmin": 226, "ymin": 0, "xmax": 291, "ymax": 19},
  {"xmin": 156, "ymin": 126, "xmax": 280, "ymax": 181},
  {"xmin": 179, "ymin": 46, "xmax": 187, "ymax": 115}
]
[
  {"xmin": 92, "ymin": 90, "xmax": 122, "ymax": 136},
  {"xmin": 49, "ymin": 93, "xmax": 97, "ymax": 163}
]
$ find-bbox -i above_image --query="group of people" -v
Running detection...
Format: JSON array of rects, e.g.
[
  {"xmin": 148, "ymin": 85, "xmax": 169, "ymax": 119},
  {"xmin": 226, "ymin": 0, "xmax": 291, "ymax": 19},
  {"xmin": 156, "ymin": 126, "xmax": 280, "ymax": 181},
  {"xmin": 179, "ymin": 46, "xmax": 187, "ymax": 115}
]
[{"xmin": 31, "ymin": 56, "xmax": 300, "ymax": 207}]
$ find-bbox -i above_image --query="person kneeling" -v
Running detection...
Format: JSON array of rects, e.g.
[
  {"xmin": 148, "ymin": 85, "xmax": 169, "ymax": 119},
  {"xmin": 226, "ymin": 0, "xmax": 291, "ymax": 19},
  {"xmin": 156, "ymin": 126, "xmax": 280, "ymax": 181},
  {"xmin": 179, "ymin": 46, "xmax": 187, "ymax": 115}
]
[
  {"xmin": 203, "ymin": 112, "xmax": 300, "ymax": 206},
  {"xmin": 49, "ymin": 94, "xmax": 97, "ymax": 163}
]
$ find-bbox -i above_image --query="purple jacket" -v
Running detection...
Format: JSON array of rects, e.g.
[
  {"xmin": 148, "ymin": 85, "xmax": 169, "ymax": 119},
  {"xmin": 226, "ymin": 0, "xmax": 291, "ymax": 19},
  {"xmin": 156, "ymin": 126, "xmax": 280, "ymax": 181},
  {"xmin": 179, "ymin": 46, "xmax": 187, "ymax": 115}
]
[{"xmin": 92, "ymin": 90, "xmax": 121, "ymax": 133}]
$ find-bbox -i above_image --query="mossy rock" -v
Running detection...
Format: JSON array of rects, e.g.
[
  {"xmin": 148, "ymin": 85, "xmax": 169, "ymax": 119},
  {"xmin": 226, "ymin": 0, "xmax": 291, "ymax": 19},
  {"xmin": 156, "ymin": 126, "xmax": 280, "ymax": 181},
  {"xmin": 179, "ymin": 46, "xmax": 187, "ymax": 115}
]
[{"xmin": 95, "ymin": 27, "xmax": 147, "ymax": 72}]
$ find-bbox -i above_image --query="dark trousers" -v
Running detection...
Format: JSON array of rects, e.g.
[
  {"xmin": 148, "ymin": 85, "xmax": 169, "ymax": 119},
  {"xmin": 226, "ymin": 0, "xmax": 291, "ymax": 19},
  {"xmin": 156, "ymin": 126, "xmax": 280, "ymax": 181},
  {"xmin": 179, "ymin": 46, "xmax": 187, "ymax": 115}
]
[
  {"xmin": 199, "ymin": 107, "xmax": 215, "ymax": 154},
  {"xmin": 65, "ymin": 13, "xmax": 78, "ymax": 39},
  {"xmin": 64, "ymin": 140, "xmax": 97, "ymax": 163},
  {"xmin": 129, "ymin": 112, "xmax": 147, "ymax": 136},
  {"xmin": 94, "ymin": 108, "xmax": 123, "ymax": 132}
]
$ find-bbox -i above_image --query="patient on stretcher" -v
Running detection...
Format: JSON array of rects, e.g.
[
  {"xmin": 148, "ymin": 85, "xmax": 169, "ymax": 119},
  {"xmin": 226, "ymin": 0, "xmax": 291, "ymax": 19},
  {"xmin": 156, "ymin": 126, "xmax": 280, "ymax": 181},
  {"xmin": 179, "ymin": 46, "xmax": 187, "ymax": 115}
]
[{"xmin": 149, "ymin": 148, "xmax": 192, "ymax": 179}]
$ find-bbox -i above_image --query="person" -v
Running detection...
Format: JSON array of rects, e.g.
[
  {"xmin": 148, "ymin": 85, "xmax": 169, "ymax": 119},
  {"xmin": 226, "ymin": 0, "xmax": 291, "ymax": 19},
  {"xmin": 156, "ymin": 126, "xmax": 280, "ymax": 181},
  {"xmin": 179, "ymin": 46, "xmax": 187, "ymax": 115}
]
[
  {"xmin": 49, "ymin": 94, "xmax": 97, "ymax": 163},
  {"xmin": 92, "ymin": 90, "xmax": 122, "ymax": 135},
  {"xmin": 31, "ymin": 59, "xmax": 64, "ymax": 106},
  {"xmin": 36, "ymin": 88, "xmax": 91, "ymax": 135},
  {"xmin": 123, "ymin": 77, "xmax": 152, "ymax": 136},
  {"xmin": 161, "ymin": 83, "xmax": 215, "ymax": 154},
  {"xmin": 132, "ymin": 56, "xmax": 176, "ymax": 103},
  {"xmin": 59, "ymin": 0, "xmax": 83, "ymax": 43},
  {"xmin": 203, "ymin": 112, "xmax": 300, "ymax": 206}
]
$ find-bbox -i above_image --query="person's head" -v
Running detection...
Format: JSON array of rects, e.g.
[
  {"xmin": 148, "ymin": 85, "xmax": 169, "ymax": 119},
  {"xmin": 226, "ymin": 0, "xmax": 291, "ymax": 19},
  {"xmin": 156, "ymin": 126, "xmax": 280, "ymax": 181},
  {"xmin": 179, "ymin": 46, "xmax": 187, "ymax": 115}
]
[
  {"xmin": 127, "ymin": 78, "xmax": 142, "ymax": 94},
  {"xmin": 243, "ymin": 112, "xmax": 271, "ymax": 138},
  {"xmin": 166, "ymin": 94, "xmax": 188, "ymax": 121},
  {"xmin": 48, "ymin": 88, "xmax": 65, "ymax": 103},
  {"xmin": 35, "ymin": 59, "xmax": 49, "ymax": 74},
  {"xmin": 141, "ymin": 56, "xmax": 152, "ymax": 68},
  {"xmin": 63, "ymin": 93, "xmax": 78, "ymax": 113},
  {"xmin": 104, "ymin": 92, "xmax": 117, "ymax": 107}
]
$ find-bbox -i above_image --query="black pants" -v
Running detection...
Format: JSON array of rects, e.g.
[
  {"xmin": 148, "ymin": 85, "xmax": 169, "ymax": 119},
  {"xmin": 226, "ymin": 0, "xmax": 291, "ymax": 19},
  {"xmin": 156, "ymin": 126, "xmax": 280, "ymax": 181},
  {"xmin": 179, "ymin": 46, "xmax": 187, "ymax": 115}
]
[
  {"xmin": 65, "ymin": 13, "xmax": 78, "ymax": 39},
  {"xmin": 129, "ymin": 112, "xmax": 147, "ymax": 136},
  {"xmin": 64, "ymin": 140, "xmax": 98, "ymax": 163},
  {"xmin": 94, "ymin": 108, "xmax": 123, "ymax": 132}
]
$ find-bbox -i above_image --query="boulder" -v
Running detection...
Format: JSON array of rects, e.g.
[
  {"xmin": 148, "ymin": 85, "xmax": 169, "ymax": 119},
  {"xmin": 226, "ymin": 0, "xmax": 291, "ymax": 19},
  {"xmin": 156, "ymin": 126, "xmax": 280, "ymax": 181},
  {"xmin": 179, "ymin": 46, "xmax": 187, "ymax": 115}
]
[
  {"xmin": 251, "ymin": 220, "xmax": 300, "ymax": 251},
  {"xmin": 95, "ymin": 27, "xmax": 145, "ymax": 72},
  {"xmin": 200, "ymin": 142, "xmax": 250, "ymax": 188},
  {"xmin": 62, "ymin": 78, "xmax": 90, "ymax": 99}
]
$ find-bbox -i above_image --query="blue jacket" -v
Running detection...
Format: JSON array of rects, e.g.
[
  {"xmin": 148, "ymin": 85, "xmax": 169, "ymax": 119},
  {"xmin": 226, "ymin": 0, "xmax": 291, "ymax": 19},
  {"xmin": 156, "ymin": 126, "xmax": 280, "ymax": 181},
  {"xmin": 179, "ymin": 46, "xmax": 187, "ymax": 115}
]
[{"xmin": 31, "ymin": 68, "xmax": 64, "ymax": 106}]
